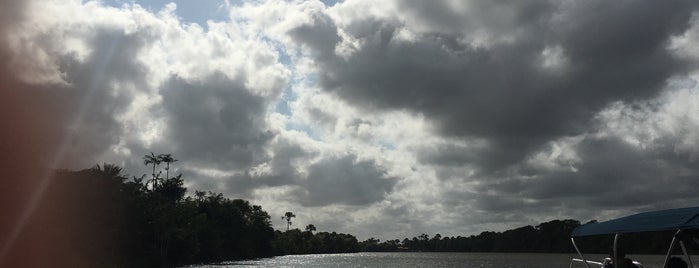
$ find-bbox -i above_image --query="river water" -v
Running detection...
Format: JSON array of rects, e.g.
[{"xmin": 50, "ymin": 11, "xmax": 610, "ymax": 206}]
[{"xmin": 186, "ymin": 252, "xmax": 673, "ymax": 267}]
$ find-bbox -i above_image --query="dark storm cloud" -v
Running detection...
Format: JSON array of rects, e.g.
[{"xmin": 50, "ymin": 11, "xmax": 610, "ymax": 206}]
[
  {"xmin": 288, "ymin": 11, "xmax": 340, "ymax": 58},
  {"xmin": 160, "ymin": 73, "xmax": 274, "ymax": 170},
  {"xmin": 298, "ymin": 154, "xmax": 397, "ymax": 206},
  {"xmin": 467, "ymin": 136, "xmax": 699, "ymax": 214},
  {"xmin": 294, "ymin": 0, "xmax": 699, "ymax": 171},
  {"xmin": 222, "ymin": 136, "xmax": 316, "ymax": 197},
  {"xmin": 397, "ymin": 0, "xmax": 555, "ymax": 36},
  {"xmin": 224, "ymin": 151, "xmax": 397, "ymax": 207}
]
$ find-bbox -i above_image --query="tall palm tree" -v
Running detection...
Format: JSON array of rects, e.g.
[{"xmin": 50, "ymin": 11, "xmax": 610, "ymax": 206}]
[
  {"xmin": 282, "ymin": 211, "xmax": 296, "ymax": 231},
  {"xmin": 158, "ymin": 153, "xmax": 177, "ymax": 180},
  {"xmin": 143, "ymin": 152, "xmax": 161, "ymax": 188}
]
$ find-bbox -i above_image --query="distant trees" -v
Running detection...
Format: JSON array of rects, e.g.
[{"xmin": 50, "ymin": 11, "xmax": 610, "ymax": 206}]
[
  {"xmin": 271, "ymin": 228, "xmax": 359, "ymax": 255},
  {"xmin": 282, "ymin": 211, "xmax": 296, "ymax": 231},
  {"xmin": 143, "ymin": 152, "xmax": 162, "ymax": 188},
  {"xmin": 358, "ymin": 219, "xmax": 676, "ymax": 254},
  {"xmin": 359, "ymin": 220, "xmax": 579, "ymax": 253},
  {"xmin": 358, "ymin": 237, "xmax": 401, "ymax": 252},
  {"xmin": 41, "ymin": 153, "xmax": 366, "ymax": 267},
  {"xmin": 143, "ymin": 152, "xmax": 179, "ymax": 188},
  {"xmin": 44, "ymin": 155, "xmax": 279, "ymax": 267},
  {"xmin": 48, "ymin": 152, "xmax": 669, "ymax": 267},
  {"xmin": 305, "ymin": 224, "xmax": 317, "ymax": 232},
  {"xmin": 159, "ymin": 153, "xmax": 177, "ymax": 180},
  {"xmin": 271, "ymin": 216, "xmax": 359, "ymax": 256}
]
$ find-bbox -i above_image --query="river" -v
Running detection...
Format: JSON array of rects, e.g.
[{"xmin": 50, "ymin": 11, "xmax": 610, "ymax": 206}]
[{"xmin": 185, "ymin": 252, "xmax": 673, "ymax": 267}]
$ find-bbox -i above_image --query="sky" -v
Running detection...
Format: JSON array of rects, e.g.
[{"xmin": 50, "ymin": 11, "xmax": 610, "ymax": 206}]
[{"xmin": 2, "ymin": 0, "xmax": 699, "ymax": 241}]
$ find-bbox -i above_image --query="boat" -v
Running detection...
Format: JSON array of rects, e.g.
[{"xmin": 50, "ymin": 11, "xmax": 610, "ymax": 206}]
[{"xmin": 570, "ymin": 206, "xmax": 699, "ymax": 268}]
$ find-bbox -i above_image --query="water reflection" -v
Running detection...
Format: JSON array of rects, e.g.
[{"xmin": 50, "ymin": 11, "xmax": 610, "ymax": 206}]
[{"xmin": 185, "ymin": 252, "xmax": 671, "ymax": 268}]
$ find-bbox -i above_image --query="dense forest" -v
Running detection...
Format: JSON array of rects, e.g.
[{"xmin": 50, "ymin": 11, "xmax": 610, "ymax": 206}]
[
  {"xmin": 48, "ymin": 162, "xmax": 273, "ymax": 267},
  {"xmin": 359, "ymin": 220, "xmax": 582, "ymax": 253},
  {"xmin": 358, "ymin": 220, "xmax": 684, "ymax": 255},
  {"xmin": 23, "ymin": 154, "xmax": 361, "ymax": 267},
  {"xmin": 14, "ymin": 154, "xmax": 689, "ymax": 267}
]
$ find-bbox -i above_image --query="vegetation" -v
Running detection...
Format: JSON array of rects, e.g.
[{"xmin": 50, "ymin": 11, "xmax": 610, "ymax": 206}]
[
  {"xmin": 358, "ymin": 219, "xmax": 685, "ymax": 255},
  {"xmin": 33, "ymin": 152, "xmax": 686, "ymax": 267},
  {"xmin": 359, "ymin": 220, "xmax": 581, "ymax": 253},
  {"xmin": 38, "ymin": 154, "xmax": 361, "ymax": 267},
  {"xmin": 48, "ymin": 163, "xmax": 275, "ymax": 267},
  {"xmin": 282, "ymin": 211, "xmax": 296, "ymax": 231},
  {"xmin": 272, "ymin": 229, "xmax": 359, "ymax": 255}
]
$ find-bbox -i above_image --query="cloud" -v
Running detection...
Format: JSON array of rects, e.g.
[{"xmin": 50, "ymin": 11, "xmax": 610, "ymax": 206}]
[
  {"xmin": 297, "ymin": 154, "xmax": 397, "ymax": 206},
  {"xmin": 159, "ymin": 73, "xmax": 274, "ymax": 170},
  {"xmin": 448, "ymin": 86, "xmax": 699, "ymax": 218},
  {"xmin": 235, "ymin": 0, "xmax": 699, "ymax": 234},
  {"xmin": 0, "ymin": 2, "xmax": 163, "ymax": 170},
  {"xmin": 222, "ymin": 142, "xmax": 396, "ymax": 206},
  {"xmin": 289, "ymin": 0, "xmax": 699, "ymax": 172}
]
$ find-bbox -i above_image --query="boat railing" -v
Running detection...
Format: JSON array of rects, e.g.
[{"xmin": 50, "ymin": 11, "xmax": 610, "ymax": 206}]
[
  {"xmin": 569, "ymin": 258, "xmax": 603, "ymax": 268},
  {"xmin": 569, "ymin": 258, "xmax": 644, "ymax": 268},
  {"xmin": 569, "ymin": 207, "xmax": 699, "ymax": 268},
  {"xmin": 571, "ymin": 229, "xmax": 694, "ymax": 268}
]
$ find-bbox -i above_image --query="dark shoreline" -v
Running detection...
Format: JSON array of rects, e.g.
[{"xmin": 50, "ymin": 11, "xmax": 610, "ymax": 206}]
[{"xmin": 3, "ymin": 164, "xmax": 683, "ymax": 267}]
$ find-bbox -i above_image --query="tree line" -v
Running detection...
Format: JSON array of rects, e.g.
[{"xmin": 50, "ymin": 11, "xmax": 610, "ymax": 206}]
[
  {"xmin": 358, "ymin": 219, "xmax": 684, "ymax": 255},
  {"xmin": 359, "ymin": 219, "xmax": 582, "ymax": 253},
  {"xmin": 30, "ymin": 153, "xmax": 687, "ymax": 267},
  {"xmin": 48, "ymin": 162, "xmax": 274, "ymax": 267},
  {"xmin": 36, "ymin": 154, "xmax": 360, "ymax": 267}
]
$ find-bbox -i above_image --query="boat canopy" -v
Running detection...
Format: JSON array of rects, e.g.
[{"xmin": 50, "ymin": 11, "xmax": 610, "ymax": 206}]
[{"xmin": 572, "ymin": 207, "xmax": 699, "ymax": 237}]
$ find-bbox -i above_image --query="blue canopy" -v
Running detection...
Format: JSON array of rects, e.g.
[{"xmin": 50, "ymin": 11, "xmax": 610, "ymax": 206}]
[{"xmin": 572, "ymin": 207, "xmax": 699, "ymax": 237}]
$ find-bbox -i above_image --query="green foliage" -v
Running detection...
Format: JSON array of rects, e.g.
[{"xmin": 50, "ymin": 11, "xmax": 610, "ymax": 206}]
[
  {"xmin": 53, "ymin": 154, "xmax": 685, "ymax": 267},
  {"xmin": 48, "ymin": 155, "xmax": 364, "ymax": 267},
  {"xmin": 51, "ymin": 159, "xmax": 276, "ymax": 267},
  {"xmin": 271, "ymin": 229, "xmax": 359, "ymax": 255},
  {"xmin": 359, "ymin": 219, "xmax": 692, "ymax": 255},
  {"xmin": 360, "ymin": 220, "xmax": 581, "ymax": 253}
]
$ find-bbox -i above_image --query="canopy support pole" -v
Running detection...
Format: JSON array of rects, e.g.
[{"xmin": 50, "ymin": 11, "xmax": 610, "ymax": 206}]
[
  {"xmin": 613, "ymin": 233, "xmax": 620, "ymax": 268},
  {"xmin": 571, "ymin": 237, "xmax": 591, "ymax": 268},
  {"xmin": 663, "ymin": 229, "xmax": 682, "ymax": 268},
  {"xmin": 680, "ymin": 240, "xmax": 694, "ymax": 268}
]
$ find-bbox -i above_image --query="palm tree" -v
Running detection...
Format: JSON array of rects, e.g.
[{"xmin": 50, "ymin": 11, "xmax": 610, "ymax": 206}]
[
  {"xmin": 158, "ymin": 153, "xmax": 178, "ymax": 180},
  {"xmin": 143, "ymin": 152, "xmax": 161, "ymax": 188},
  {"xmin": 282, "ymin": 211, "xmax": 296, "ymax": 231},
  {"xmin": 93, "ymin": 163, "xmax": 124, "ymax": 179}
]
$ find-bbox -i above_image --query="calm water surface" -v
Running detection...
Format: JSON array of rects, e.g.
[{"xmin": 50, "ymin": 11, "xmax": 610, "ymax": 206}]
[{"xmin": 187, "ymin": 252, "xmax": 671, "ymax": 267}]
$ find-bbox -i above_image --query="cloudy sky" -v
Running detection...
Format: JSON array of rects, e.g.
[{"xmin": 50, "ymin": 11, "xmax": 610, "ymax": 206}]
[{"xmin": 3, "ymin": 0, "xmax": 699, "ymax": 240}]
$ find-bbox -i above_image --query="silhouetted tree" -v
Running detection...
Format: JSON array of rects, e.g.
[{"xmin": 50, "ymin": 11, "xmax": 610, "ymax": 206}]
[
  {"xmin": 93, "ymin": 163, "xmax": 126, "ymax": 179},
  {"xmin": 155, "ymin": 174, "xmax": 186, "ymax": 202},
  {"xmin": 305, "ymin": 224, "xmax": 316, "ymax": 232},
  {"xmin": 143, "ymin": 152, "xmax": 161, "ymax": 188},
  {"xmin": 282, "ymin": 211, "xmax": 296, "ymax": 231},
  {"xmin": 194, "ymin": 190, "xmax": 206, "ymax": 203},
  {"xmin": 158, "ymin": 153, "xmax": 177, "ymax": 180}
]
